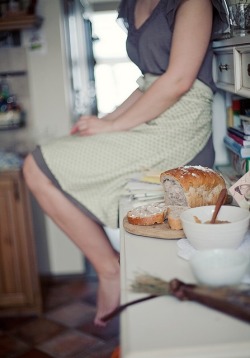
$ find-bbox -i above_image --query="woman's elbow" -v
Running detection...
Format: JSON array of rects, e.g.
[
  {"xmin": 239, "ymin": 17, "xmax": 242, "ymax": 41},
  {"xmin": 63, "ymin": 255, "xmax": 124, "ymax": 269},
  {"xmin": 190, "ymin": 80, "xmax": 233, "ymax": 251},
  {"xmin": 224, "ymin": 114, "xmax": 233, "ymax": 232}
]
[{"xmin": 175, "ymin": 77, "xmax": 195, "ymax": 97}]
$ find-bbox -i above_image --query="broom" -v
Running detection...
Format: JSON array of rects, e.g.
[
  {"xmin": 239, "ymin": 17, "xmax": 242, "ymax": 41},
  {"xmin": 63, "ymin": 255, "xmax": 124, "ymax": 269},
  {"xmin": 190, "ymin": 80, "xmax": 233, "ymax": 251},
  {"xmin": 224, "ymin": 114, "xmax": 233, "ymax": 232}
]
[{"xmin": 101, "ymin": 274, "xmax": 250, "ymax": 324}]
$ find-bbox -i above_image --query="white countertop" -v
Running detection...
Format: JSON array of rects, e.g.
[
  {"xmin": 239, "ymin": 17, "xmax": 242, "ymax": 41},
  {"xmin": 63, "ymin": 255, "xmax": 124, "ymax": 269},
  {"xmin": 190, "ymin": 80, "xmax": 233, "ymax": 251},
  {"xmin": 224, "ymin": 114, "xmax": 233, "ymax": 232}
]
[{"xmin": 119, "ymin": 198, "xmax": 250, "ymax": 358}]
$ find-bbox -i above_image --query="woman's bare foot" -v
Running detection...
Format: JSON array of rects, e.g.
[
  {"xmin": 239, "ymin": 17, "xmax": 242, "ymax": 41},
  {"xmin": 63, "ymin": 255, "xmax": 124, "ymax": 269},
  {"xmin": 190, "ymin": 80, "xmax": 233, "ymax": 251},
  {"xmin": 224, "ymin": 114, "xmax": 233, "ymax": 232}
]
[{"xmin": 94, "ymin": 271, "xmax": 120, "ymax": 327}]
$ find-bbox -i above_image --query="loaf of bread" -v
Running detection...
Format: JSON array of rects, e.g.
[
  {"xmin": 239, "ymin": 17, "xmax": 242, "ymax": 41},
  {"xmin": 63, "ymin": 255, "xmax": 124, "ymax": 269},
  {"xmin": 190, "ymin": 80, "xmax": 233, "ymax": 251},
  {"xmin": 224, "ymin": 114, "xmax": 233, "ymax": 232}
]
[
  {"xmin": 167, "ymin": 205, "xmax": 189, "ymax": 230},
  {"xmin": 127, "ymin": 202, "xmax": 168, "ymax": 226},
  {"xmin": 160, "ymin": 166, "xmax": 226, "ymax": 208}
]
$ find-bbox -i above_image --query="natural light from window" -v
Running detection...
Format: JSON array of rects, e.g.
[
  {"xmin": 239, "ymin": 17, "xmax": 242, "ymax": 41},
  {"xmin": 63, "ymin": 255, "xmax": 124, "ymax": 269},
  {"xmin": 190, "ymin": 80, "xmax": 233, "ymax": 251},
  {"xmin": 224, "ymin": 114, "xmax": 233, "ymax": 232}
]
[{"xmin": 91, "ymin": 11, "xmax": 141, "ymax": 116}]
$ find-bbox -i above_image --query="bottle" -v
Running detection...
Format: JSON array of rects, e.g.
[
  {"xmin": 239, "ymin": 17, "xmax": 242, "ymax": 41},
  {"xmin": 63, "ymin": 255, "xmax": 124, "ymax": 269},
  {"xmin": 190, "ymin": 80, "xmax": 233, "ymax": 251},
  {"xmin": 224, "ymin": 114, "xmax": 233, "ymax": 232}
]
[{"xmin": 8, "ymin": 0, "xmax": 20, "ymax": 13}]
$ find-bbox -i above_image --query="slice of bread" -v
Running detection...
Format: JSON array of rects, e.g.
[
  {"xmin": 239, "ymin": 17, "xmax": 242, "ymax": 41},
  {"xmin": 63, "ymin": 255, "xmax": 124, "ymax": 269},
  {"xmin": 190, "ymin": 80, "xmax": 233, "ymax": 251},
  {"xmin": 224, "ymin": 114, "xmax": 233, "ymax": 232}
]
[
  {"xmin": 127, "ymin": 202, "xmax": 168, "ymax": 226},
  {"xmin": 167, "ymin": 205, "xmax": 189, "ymax": 230}
]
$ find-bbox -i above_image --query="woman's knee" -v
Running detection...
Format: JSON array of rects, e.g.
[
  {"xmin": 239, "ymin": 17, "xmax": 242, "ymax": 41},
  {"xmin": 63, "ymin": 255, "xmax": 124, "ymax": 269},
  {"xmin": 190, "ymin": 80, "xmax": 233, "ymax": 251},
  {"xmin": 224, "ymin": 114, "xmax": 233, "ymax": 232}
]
[{"xmin": 23, "ymin": 154, "xmax": 42, "ymax": 192}]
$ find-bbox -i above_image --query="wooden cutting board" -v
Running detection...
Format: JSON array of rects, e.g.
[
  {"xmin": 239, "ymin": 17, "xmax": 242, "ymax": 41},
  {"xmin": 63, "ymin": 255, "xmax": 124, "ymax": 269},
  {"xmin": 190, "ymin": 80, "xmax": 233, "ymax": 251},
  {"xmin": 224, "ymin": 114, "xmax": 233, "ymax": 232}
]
[{"xmin": 123, "ymin": 216, "xmax": 186, "ymax": 240}]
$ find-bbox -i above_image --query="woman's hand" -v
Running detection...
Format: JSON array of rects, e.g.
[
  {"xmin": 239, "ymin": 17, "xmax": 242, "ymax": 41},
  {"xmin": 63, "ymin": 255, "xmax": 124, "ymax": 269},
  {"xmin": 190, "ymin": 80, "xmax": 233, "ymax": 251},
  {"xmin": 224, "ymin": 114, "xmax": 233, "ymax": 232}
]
[{"xmin": 70, "ymin": 115, "xmax": 115, "ymax": 136}]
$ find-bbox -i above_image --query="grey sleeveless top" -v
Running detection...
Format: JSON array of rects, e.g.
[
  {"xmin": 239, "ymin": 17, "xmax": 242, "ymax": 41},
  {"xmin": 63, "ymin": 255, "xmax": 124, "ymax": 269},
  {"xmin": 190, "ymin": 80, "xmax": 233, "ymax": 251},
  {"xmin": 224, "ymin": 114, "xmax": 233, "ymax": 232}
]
[{"xmin": 117, "ymin": 0, "xmax": 229, "ymax": 92}]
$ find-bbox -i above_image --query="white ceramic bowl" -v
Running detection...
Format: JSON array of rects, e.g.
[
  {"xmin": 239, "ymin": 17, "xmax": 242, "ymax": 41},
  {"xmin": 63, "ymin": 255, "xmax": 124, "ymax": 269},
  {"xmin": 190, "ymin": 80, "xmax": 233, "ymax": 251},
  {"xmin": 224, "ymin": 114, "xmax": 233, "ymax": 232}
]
[
  {"xmin": 190, "ymin": 249, "xmax": 249, "ymax": 286},
  {"xmin": 180, "ymin": 205, "xmax": 250, "ymax": 250}
]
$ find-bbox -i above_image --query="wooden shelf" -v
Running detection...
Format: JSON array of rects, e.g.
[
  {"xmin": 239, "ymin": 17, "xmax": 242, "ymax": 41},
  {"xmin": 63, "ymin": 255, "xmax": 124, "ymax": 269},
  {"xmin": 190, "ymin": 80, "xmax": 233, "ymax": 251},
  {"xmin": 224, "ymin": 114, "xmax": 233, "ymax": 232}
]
[{"xmin": 0, "ymin": 14, "xmax": 43, "ymax": 31}]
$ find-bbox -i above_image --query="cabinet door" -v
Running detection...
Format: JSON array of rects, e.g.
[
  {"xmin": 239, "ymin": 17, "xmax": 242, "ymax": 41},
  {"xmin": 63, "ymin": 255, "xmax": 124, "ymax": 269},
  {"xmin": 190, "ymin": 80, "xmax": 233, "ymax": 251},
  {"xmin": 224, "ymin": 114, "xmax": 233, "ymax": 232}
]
[
  {"xmin": 234, "ymin": 45, "xmax": 250, "ymax": 98},
  {"xmin": 0, "ymin": 171, "xmax": 41, "ymax": 315},
  {"xmin": 213, "ymin": 47, "xmax": 235, "ymax": 93}
]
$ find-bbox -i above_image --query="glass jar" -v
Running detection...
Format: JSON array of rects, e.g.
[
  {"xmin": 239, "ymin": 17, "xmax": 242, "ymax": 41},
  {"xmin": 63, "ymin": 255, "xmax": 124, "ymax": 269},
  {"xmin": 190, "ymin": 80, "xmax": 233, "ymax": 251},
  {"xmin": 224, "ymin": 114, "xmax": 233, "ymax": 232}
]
[{"xmin": 227, "ymin": 0, "xmax": 250, "ymax": 36}]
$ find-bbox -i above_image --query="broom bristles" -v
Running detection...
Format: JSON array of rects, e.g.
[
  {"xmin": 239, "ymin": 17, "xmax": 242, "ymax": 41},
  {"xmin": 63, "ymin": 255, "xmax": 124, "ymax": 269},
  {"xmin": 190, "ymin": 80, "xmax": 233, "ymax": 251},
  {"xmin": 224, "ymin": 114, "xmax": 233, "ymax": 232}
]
[{"xmin": 131, "ymin": 274, "xmax": 171, "ymax": 296}]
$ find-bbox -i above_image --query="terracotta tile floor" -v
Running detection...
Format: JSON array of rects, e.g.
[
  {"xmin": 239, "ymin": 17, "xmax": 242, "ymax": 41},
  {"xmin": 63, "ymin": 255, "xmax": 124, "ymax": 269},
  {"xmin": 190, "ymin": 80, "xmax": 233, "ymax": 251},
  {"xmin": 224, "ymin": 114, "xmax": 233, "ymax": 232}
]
[{"xmin": 0, "ymin": 276, "xmax": 120, "ymax": 358}]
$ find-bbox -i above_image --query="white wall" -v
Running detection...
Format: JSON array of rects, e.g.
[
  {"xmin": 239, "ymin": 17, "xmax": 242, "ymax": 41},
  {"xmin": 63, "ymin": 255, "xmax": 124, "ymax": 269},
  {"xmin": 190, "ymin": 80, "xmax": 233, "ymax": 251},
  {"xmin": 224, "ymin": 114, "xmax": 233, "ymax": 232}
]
[
  {"xmin": 213, "ymin": 90, "xmax": 229, "ymax": 166},
  {"xmin": 25, "ymin": 0, "xmax": 85, "ymax": 275}
]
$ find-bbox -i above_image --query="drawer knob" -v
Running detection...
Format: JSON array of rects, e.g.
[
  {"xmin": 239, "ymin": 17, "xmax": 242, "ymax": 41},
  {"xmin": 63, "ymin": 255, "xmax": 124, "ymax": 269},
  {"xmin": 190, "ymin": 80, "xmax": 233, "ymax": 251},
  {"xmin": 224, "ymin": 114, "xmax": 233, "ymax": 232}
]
[{"xmin": 219, "ymin": 64, "xmax": 229, "ymax": 72}]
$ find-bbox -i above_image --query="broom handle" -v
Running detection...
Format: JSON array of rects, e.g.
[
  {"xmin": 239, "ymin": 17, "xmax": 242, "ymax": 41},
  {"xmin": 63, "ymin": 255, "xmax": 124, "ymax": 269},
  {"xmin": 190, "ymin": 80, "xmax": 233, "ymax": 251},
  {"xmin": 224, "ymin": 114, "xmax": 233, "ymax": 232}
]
[
  {"xmin": 101, "ymin": 295, "xmax": 157, "ymax": 322},
  {"xmin": 170, "ymin": 279, "xmax": 250, "ymax": 324}
]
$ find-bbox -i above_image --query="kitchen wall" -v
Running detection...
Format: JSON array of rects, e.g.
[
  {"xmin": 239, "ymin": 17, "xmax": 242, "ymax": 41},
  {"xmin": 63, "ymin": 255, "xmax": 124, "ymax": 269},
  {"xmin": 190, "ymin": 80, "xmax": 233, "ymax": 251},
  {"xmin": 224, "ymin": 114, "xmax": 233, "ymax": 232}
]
[
  {"xmin": 213, "ymin": 91, "xmax": 228, "ymax": 165},
  {"xmin": 0, "ymin": 0, "xmax": 85, "ymax": 275}
]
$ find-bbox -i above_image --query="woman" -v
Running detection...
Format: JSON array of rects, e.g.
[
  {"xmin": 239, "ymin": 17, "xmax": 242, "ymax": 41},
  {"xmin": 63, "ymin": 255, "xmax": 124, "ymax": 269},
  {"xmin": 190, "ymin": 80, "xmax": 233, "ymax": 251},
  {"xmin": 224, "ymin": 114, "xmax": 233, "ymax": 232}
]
[{"xmin": 23, "ymin": 0, "xmax": 228, "ymax": 326}]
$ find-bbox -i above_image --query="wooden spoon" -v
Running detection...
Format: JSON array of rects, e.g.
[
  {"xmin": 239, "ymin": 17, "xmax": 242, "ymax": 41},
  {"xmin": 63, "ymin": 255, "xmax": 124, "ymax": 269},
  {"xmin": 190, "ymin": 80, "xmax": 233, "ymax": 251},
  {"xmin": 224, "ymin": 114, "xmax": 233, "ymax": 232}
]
[{"xmin": 210, "ymin": 188, "xmax": 228, "ymax": 224}]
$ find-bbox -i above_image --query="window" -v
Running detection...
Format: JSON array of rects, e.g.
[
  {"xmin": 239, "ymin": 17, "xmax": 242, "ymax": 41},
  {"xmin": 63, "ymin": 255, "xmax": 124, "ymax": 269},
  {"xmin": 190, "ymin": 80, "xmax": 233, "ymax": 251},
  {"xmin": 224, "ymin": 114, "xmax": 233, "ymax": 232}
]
[{"xmin": 91, "ymin": 11, "xmax": 141, "ymax": 115}]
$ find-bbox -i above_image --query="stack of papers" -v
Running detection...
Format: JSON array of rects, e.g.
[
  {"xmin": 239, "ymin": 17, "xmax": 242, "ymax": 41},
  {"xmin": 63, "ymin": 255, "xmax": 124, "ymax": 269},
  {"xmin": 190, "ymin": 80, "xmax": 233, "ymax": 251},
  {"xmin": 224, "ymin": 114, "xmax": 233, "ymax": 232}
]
[
  {"xmin": 123, "ymin": 171, "xmax": 164, "ymax": 206},
  {"xmin": 140, "ymin": 171, "xmax": 161, "ymax": 184}
]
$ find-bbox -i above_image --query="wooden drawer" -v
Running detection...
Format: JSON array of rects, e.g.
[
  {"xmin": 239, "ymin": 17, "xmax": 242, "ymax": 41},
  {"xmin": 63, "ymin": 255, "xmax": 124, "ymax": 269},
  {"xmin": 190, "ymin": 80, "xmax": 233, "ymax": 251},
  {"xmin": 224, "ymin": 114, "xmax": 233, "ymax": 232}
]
[
  {"xmin": 234, "ymin": 45, "xmax": 250, "ymax": 98},
  {"xmin": 213, "ymin": 47, "xmax": 235, "ymax": 93}
]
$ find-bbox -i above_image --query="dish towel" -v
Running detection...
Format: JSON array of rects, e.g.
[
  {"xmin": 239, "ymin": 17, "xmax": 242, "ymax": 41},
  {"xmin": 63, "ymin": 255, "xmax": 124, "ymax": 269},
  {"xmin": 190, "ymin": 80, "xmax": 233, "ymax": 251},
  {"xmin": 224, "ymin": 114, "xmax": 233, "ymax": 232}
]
[{"xmin": 177, "ymin": 231, "xmax": 250, "ymax": 284}]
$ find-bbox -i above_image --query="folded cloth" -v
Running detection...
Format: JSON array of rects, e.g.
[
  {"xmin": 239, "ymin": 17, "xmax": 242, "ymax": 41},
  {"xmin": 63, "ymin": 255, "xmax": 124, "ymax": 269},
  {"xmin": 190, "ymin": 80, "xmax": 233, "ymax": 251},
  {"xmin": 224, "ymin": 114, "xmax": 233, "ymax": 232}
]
[{"xmin": 177, "ymin": 231, "xmax": 250, "ymax": 284}]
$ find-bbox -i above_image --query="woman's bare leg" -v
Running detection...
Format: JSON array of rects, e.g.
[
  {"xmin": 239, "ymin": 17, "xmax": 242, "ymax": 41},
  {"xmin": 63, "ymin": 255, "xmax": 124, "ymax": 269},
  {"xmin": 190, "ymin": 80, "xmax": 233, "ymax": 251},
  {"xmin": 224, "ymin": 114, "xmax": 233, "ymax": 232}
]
[{"xmin": 23, "ymin": 154, "xmax": 120, "ymax": 326}]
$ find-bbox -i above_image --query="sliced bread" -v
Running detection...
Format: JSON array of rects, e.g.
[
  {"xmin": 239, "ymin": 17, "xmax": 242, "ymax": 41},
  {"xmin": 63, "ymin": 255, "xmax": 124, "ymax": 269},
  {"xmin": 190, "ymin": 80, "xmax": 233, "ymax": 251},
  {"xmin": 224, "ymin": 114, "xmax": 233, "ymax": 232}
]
[
  {"xmin": 127, "ymin": 202, "xmax": 168, "ymax": 226},
  {"xmin": 167, "ymin": 205, "xmax": 189, "ymax": 230}
]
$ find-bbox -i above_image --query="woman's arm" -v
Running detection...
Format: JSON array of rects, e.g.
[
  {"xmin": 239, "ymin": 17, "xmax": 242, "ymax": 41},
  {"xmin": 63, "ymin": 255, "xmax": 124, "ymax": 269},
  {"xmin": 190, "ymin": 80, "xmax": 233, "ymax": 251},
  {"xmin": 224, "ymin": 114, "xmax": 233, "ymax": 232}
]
[
  {"xmin": 112, "ymin": 0, "xmax": 213, "ymax": 131},
  {"xmin": 70, "ymin": 87, "xmax": 143, "ymax": 135}
]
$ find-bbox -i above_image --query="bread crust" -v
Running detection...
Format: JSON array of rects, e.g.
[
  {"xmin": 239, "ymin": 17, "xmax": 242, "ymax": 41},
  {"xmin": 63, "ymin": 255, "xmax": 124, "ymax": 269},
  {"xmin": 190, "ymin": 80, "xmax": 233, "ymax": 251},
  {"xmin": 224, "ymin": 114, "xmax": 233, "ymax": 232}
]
[
  {"xmin": 127, "ymin": 211, "xmax": 165, "ymax": 225},
  {"xmin": 160, "ymin": 166, "xmax": 225, "ymax": 191},
  {"xmin": 160, "ymin": 166, "xmax": 226, "ymax": 208},
  {"xmin": 127, "ymin": 202, "xmax": 167, "ymax": 226}
]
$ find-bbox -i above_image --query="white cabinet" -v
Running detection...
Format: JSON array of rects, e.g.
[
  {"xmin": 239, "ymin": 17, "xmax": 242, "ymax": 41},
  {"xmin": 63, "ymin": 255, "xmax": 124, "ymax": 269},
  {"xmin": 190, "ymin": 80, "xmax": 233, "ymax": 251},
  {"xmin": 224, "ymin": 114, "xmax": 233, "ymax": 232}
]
[
  {"xmin": 213, "ymin": 46, "xmax": 235, "ymax": 92},
  {"xmin": 234, "ymin": 45, "xmax": 250, "ymax": 96},
  {"xmin": 213, "ymin": 35, "xmax": 250, "ymax": 98},
  {"xmin": 119, "ymin": 198, "xmax": 250, "ymax": 358}
]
